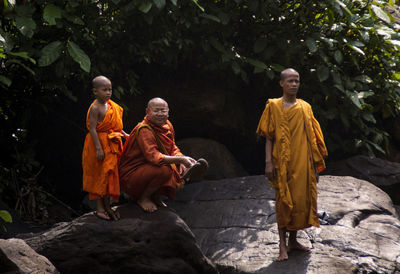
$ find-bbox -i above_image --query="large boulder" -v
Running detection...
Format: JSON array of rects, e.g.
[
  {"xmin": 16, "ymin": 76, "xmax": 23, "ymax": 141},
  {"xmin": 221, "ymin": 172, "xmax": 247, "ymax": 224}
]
[
  {"xmin": 24, "ymin": 203, "xmax": 217, "ymax": 274},
  {"xmin": 323, "ymin": 155, "xmax": 400, "ymax": 205},
  {"xmin": 177, "ymin": 138, "xmax": 248, "ymax": 180},
  {"xmin": 169, "ymin": 175, "xmax": 400, "ymax": 273},
  {"xmin": 0, "ymin": 238, "xmax": 58, "ymax": 273}
]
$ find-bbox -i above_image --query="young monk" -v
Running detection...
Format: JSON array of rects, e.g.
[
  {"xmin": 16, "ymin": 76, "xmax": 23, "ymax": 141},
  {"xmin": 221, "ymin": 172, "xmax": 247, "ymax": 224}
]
[
  {"xmin": 82, "ymin": 76, "xmax": 129, "ymax": 221},
  {"xmin": 118, "ymin": 97, "xmax": 208, "ymax": 213},
  {"xmin": 256, "ymin": 68, "xmax": 328, "ymax": 261}
]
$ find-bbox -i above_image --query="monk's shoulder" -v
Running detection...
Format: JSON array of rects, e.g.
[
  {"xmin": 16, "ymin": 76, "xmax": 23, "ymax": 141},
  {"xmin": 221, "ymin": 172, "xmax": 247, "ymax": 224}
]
[
  {"xmin": 109, "ymin": 100, "xmax": 123, "ymax": 112},
  {"xmin": 265, "ymin": 98, "xmax": 281, "ymax": 110},
  {"xmin": 298, "ymin": 99, "xmax": 312, "ymax": 110}
]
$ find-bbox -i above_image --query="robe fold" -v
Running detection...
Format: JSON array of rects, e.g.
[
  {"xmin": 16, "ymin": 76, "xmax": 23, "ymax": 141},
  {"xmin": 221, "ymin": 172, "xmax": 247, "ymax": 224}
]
[
  {"xmin": 118, "ymin": 116, "xmax": 184, "ymax": 201},
  {"xmin": 82, "ymin": 100, "xmax": 124, "ymax": 201},
  {"xmin": 256, "ymin": 98, "xmax": 328, "ymax": 230}
]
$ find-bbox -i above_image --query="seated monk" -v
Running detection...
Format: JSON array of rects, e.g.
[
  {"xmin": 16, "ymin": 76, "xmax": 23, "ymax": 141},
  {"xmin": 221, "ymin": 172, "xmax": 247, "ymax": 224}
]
[{"xmin": 119, "ymin": 97, "xmax": 207, "ymax": 212}]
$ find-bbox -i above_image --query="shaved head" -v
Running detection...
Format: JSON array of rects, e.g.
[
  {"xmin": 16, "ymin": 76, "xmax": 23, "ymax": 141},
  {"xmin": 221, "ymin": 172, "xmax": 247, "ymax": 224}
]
[
  {"xmin": 147, "ymin": 97, "xmax": 168, "ymax": 109},
  {"xmin": 280, "ymin": 68, "xmax": 299, "ymax": 81},
  {"xmin": 92, "ymin": 76, "xmax": 111, "ymax": 88}
]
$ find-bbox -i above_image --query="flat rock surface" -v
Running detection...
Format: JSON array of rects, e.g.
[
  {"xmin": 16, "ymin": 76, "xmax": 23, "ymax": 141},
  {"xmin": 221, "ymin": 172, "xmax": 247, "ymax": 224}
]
[
  {"xmin": 169, "ymin": 175, "xmax": 400, "ymax": 273},
  {"xmin": 0, "ymin": 238, "xmax": 58, "ymax": 274}
]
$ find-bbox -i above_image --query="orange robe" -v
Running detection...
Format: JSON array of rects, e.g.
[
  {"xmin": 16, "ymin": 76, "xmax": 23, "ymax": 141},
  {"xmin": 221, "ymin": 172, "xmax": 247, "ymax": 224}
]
[
  {"xmin": 82, "ymin": 100, "xmax": 124, "ymax": 201},
  {"xmin": 118, "ymin": 116, "xmax": 184, "ymax": 201},
  {"xmin": 256, "ymin": 98, "xmax": 328, "ymax": 230}
]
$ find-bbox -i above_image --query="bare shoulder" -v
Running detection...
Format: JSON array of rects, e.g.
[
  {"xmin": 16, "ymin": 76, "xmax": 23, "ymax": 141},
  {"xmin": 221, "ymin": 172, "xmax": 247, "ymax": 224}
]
[{"xmin": 88, "ymin": 102, "xmax": 100, "ymax": 119}]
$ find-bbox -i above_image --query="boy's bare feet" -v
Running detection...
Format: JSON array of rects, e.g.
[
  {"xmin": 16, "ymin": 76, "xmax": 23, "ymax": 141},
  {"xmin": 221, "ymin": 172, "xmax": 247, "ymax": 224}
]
[
  {"xmin": 137, "ymin": 198, "xmax": 158, "ymax": 213},
  {"xmin": 106, "ymin": 209, "xmax": 120, "ymax": 221},
  {"xmin": 276, "ymin": 242, "xmax": 288, "ymax": 261},
  {"xmin": 288, "ymin": 240, "xmax": 311, "ymax": 252},
  {"xmin": 94, "ymin": 210, "xmax": 111, "ymax": 221}
]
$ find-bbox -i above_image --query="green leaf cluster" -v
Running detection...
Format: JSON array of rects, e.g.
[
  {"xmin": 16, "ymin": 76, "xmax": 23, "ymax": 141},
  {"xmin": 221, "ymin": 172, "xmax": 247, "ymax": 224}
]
[{"xmin": 0, "ymin": 0, "xmax": 399, "ymax": 165}]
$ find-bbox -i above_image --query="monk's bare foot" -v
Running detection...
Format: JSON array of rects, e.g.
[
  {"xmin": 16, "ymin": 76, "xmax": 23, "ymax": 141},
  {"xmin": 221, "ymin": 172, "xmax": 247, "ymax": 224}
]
[
  {"xmin": 151, "ymin": 194, "xmax": 167, "ymax": 208},
  {"xmin": 106, "ymin": 209, "xmax": 120, "ymax": 221},
  {"xmin": 276, "ymin": 243, "xmax": 288, "ymax": 261},
  {"xmin": 137, "ymin": 198, "xmax": 158, "ymax": 213},
  {"xmin": 288, "ymin": 241, "xmax": 311, "ymax": 252}
]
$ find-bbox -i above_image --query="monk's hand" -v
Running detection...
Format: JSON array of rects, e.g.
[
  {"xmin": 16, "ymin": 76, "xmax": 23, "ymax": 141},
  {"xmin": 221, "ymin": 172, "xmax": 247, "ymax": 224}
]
[
  {"xmin": 96, "ymin": 148, "xmax": 105, "ymax": 161},
  {"xmin": 181, "ymin": 156, "xmax": 196, "ymax": 168},
  {"xmin": 265, "ymin": 161, "xmax": 274, "ymax": 181},
  {"xmin": 315, "ymin": 167, "xmax": 319, "ymax": 183}
]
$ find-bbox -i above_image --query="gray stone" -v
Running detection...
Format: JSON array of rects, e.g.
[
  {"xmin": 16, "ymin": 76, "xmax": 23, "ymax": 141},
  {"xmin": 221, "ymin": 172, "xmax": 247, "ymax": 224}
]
[
  {"xmin": 0, "ymin": 238, "xmax": 58, "ymax": 274},
  {"xmin": 177, "ymin": 138, "xmax": 248, "ymax": 180},
  {"xmin": 323, "ymin": 155, "xmax": 400, "ymax": 205},
  {"xmin": 169, "ymin": 175, "xmax": 400, "ymax": 273},
  {"xmin": 24, "ymin": 203, "xmax": 217, "ymax": 274}
]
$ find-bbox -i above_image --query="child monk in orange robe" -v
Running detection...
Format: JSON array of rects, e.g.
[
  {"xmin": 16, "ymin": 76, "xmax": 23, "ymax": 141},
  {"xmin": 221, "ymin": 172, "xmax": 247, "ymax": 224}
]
[
  {"xmin": 82, "ymin": 76, "xmax": 129, "ymax": 221},
  {"xmin": 119, "ymin": 97, "xmax": 207, "ymax": 213},
  {"xmin": 257, "ymin": 68, "xmax": 328, "ymax": 261}
]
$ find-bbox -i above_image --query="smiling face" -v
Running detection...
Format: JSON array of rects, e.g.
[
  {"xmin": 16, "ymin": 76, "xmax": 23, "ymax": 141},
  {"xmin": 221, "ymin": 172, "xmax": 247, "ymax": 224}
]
[
  {"xmin": 280, "ymin": 70, "xmax": 300, "ymax": 97},
  {"xmin": 93, "ymin": 77, "xmax": 112, "ymax": 103},
  {"xmin": 146, "ymin": 98, "xmax": 169, "ymax": 127}
]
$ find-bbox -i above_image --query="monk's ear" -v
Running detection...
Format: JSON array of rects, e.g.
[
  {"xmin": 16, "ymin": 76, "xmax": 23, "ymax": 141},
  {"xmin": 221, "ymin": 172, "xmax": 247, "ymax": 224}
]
[
  {"xmin": 279, "ymin": 80, "xmax": 284, "ymax": 87},
  {"xmin": 92, "ymin": 88, "xmax": 97, "ymax": 95},
  {"xmin": 145, "ymin": 108, "xmax": 149, "ymax": 115}
]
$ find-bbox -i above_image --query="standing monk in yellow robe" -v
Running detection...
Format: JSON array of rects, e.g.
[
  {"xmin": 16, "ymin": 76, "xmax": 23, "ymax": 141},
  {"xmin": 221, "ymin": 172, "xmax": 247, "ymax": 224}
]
[
  {"xmin": 256, "ymin": 68, "xmax": 327, "ymax": 261},
  {"xmin": 119, "ymin": 97, "xmax": 206, "ymax": 213},
  {"xmin": 82, "ymin": 76, "xmax": 129, "ymax": 221}
]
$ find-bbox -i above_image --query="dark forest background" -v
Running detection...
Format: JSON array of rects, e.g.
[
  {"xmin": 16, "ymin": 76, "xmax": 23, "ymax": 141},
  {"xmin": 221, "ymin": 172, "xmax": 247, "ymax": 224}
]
[{"xmin": 1, "ymin": 0, "xmax": 400, "ymax": 224}]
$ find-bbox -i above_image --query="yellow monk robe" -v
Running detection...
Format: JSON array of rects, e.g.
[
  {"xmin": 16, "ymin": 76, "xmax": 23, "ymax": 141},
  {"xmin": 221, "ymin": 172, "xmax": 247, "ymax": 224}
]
[
  {"xmin": 257, "ymin": 98, "xmax": 328, "ymax": 230},
  {"xmin": 118, "ymin": 116, "xmax": 184, "ymax": 201},
  {"xmin": 82, "ymin": 100, "xmax": 124, "ymax": 201}
]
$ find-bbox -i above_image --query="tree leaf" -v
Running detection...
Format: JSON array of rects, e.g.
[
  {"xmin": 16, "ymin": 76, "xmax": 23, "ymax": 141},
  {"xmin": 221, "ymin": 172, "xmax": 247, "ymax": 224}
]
[
  {"xmin": 353, "ymin": 75, "xmax": 372, "ymax": 84},
  {"xmin": 15, "ymin": 17, "xmax": 36, "ymax": 38},
  {"xmin": 231, "ymin": 61, "xmax": 241, "ymax": 75},
  {"xmin": 317, "ymin": 65, "xmax": 329, "ymax": 82},
  {"xmin": 266, "ymin": 69, "xmax": 275, "ymax": 80},
  {"xmin": 270, "ymin": 63, "xmax": 285, "ymax": 72},
  {"xmin": 139, "ymin": 1, "xmax": 153, "ymax": 13},
  {"xmin": 334, "ymin": 0, "xmax": 353, "ymax": 17},
  {"xmin": 191, "ymin": 0, "xmax": 205, "ymax": 12},
  {"xmin": 43, "ymin": 4, "xmax": 62, "ymax": 25},
  {"xmin": 347, "ymin": 44, "xmax": 365, "ymax": 55},
  {"xmin": 362, "ymin": 111, "xmax": 376, "ymax": 123},
  {"xmin": 334, "ymin": 50, "xmax": 343, "ymax": 64},
  {"xmin": 199, "ymin": 14, "xmax": 221, "ymax": 23},
  {"xmin": 0, "ymin": 210, "xmax": 12, "ymax": 223},
  {"xmin": 247, "ymin": 58, "xmax": 268, "ymax": 70},
  {"xmin": 67, "ymin": 41, "xmax": 91, "ymax": 72},
  {"xmin": 6, "ymin": 59, "xmax": 36, "ymax": 75},
  {"xmin": 39, "ymin": 41, "xmax": 63, "ymax": 67},
  {"xmin": 153, "ymin": 0, "xmax": 166, "ymax": 9},
  {"xmin": 170, "ymin": 0, "xmax": 177, "ymax": 5},
  {"xmin": 371, "ymin": 5, "xmax": 391, "ymax": 24},
  {"xmin": 8, "ymin": 52, "xmax": 36, "ymax": 64},
  {"xmin": 0, "ymin": 75, "xmax": 12, "ymax": 87},
  {"xmin": 305, "ymin": 38, "xmax": 317, "ymax": 53},
  {"xmin": 346, "ymin": 90, "xmax": 362, "ymax": 109}
]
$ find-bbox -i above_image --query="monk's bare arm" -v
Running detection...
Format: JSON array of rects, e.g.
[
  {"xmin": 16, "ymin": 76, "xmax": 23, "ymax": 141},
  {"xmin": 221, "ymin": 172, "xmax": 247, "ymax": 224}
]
[
  {"xmin": 265, "ymin": 138, "xmax": 274, "ymax": 180},
  {"xmin": 88, "ymin": 105, "xmax": 104, "ymax": 161},
  {"xmin": 161, "ymin": 155, "xmax": 196, "ymax": 168},
  {"xmin": 121, "ymin": 129, "xmax": 129, "ymax": 139}
]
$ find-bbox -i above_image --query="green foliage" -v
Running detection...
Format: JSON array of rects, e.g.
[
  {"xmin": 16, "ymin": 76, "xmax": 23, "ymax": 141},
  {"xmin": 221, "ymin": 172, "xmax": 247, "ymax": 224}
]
[
  {"xmin": 0, "ymin": 0, "xmax": 399, "ymax": 188},
  {"xmin": 0, "ymin": 209, "xmax": 12, "ymax": 232}
]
